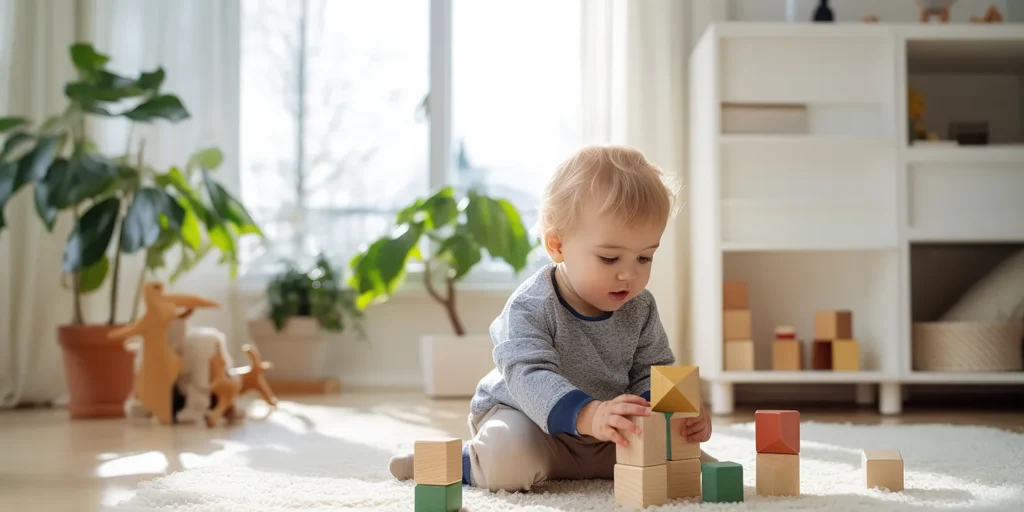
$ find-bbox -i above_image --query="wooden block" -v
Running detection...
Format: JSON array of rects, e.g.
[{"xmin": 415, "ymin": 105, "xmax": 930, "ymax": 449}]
[
  {"xmin": 265, "ymin": 378, "xmax": 340, "ymax": 395},
  {"xmin": 650, "ymin": 365, "xmax": 700, "ymax": 414},
  {"xmin": 756, "ymin": 453, "xmax": 800, "ymax": 496},
  {"xmin": 669, "ymin": 415, "xmax": 701, "ymax": 460},
  {"xmin": 724, "ymin": 340, "xmax": 755, "ymax": 371},
  {"xmin": 755, "ymin": 410, "xmax": 800, "ymax": 454},
  {"xmin": 723, "ymin": 280, "xmax": 748, "ymax": 309},
  {"xmin": 614, "ymin": 463, "xmax": 668, "ymax": 508},
  {"xmin": 667, "ymin": 458, "xmax": 702, "ymax": 499},
  {"xmin": 774, "ymin": 325, "xmax": 796, "ymax": 338},
  {"xmin": 833, "ymin": 339, "xmax": 860, "ymax": 371},
  {"xmin": 863, "ymin": 449, "xmax": 904, "ymax": 492},
  {"xmin": 814, "ymin": 310, "xmax": 852, "ymax": 339},
  {"xmin": 701, "ymin": 461, "xmax": 744, "ymax": 503},
  {"xmin": 414, "ymin": 481, "xmax": 462, "ymax": 512},
  {"xmin": 414, "ymin": 439, "xmax": 462, "ymax": 485},
  {"xmin": 616, "ymin": 414, "xmax": 666, "ymax": 467},
  {"xmin": 812, "ymin": 340, "xmax": 832, "ymax": 370},
  {"xmin": 772, "ymin": 339, "xmax": 802, "ymax": 371},
  {"xmin": 723, "ymin": 310, "xmax": 752, "ymax": 341}
]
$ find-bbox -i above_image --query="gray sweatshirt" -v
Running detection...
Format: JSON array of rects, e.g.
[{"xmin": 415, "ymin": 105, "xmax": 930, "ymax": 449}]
[{"xmin": 469, "ymin": 262, "xmax": 676, "ymax": 436}]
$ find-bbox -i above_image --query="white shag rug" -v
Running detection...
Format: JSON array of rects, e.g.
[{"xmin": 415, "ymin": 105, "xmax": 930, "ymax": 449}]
[{"xmin": 108, "ymin": 413, "xmax": 1024, "ymax": 511}]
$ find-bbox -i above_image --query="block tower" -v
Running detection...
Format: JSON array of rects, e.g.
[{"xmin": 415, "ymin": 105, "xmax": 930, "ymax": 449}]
[
  {"xmin": 413, "ymin": 439, "xmax": 463, "ymax": 512},
  {"xmin": 755, "ymin": 410, "xmax": 800, "ymax": 497},
  {"xmin": 723, "ymin": 280, "xmax": 754, "ymax": 371},
  {"xmin": 813, "ymin": 310, "xmax": 859, "ymax": 371}
]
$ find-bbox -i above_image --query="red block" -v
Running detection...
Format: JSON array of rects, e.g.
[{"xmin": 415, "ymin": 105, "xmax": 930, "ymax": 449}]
[{"xmin": 755, "ymin": 410, "xmax": 800, "ymax": 455}]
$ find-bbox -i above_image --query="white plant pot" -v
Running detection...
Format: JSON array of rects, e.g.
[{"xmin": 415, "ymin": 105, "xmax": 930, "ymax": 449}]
[
  {"xmin": 248, "ymin": 317, "xmax": 330, "ymax": 380},
  {"xmin": 419, "ymin": 334, "xmax": 495, "ymax": 398}
]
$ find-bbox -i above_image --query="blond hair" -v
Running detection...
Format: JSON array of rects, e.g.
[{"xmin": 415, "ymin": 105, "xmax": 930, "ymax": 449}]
[{"xmin": 539, "ymin": 145, "xmax": 680, "ymax": 238}]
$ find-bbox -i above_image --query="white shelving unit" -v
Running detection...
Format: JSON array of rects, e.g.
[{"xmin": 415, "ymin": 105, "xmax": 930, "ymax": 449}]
[{"xmin": 689, "ymin": 23, "xmax": 1024, "ymax": 416}]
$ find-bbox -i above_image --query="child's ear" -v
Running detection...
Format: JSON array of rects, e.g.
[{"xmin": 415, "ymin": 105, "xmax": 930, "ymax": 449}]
[{"xmin": 543, "ymin": 232, "xmax": 564, "ymax": 263}]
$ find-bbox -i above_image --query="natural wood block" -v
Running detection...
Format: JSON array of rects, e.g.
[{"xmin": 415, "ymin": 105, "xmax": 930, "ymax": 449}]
[
  {"xmin": 414, "ymin": 481, "xmax": 462, "ymax": 512},
  {"xmin": 669, "ymin": 415, "xmax": 701, "ymax": 460},
  {"xmin": 772, "ymin": 339, "xmax": 802, "ymax": 371},
  {"xmin": 814, "ymin": 310, "xmax": 852, "ymax": 340},
  {"xmin": 724, "ymin": 340, "xmax": 755, "ymax": 371},
  {"xmin": 812, "ymin": 340, "xmax": 832, "ymax": 370},
  {"xmin": 863, "ymin": 449, "xmax": 904, "ymax": 492},
  {"xmin": 667, "ymin": 459, "xmax": 702, "ymax": 499},
  {"xmin": 616, "ymin": 414, "xmax": 667, "ymax": 467},
  {"xmin": 756, "ymin": 453, "xmax": 800, "ymax": 496},
  {"xmin": 701, "ymin": 461, "xmax": 744, "ymax": 503},
  {"xmin": 774, "ymin": 325, "xmax": 796, "ymax": 338},
  {"xmin": 414, "ymin": 439, "xmax": 462, "ymax": 485},
  {"xmin": 723, "ymin": 280, "xmax": 748, "ymax": 309},
  {"xmin": 615, "ymin": 463, "xmax": 668, "ymax": 508},
  {"xmin": 833, "ymin": 339, "xmax": 860, "ymax": 371},
  {"xmin": 651, "ymin": 365, "xmax": 700, "ymax": 414},
  {"xmin": 755, "ymin": 410, "xmax": 800, "ymax": 454},
  {"xmin": 723, "ymin": 310, "xmax": 752, "ymax": 341}
]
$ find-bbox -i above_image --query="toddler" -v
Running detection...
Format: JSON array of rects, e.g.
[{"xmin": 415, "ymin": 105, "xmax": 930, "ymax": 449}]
[{"xmin": 389, "ymin": 145, "xmax": 715, "ymax": 492}]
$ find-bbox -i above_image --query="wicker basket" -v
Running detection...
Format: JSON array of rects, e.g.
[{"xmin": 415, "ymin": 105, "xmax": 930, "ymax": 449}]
[{"xmin": 912, "ymin": 321, "xmax": 1024, "ymax": 372}]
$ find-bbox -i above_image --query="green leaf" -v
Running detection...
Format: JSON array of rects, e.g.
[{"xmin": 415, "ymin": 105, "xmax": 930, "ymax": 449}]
[
  {"xmin": 188, "ymin": 148, "xmax": 223, "ymax": 172},
  {"xmin": 144, "ymin": 229, "xmax": 178, "ymax": 270},
  {"xmin": 34, "ymin": 157, "xmax": 70, "ymax": 231},
  {"xmin": 1, "ymin": 132, "xmax": 34, "ymax": 161},
  {"xmin": 180, "ymin": 205, "xmax": 202, "ymax": 250},
  {"xmin": 137, "ymin": 68, "xmax": 165, "ymax": 92},
  {"xmin": 170, "ymin": 243, "xmax": 210, "ymax": 283},
  {"xmin": 0, "ymin": 161, "xmax": 19, "ymax": 231},
  {"xmin": 492, "ymin": 198, "xmax": 532, "ymax": 272},
  {"xmin": 20, "ymin": 136, "xmax": 59, "ymax": 181},
  {"xmin": 438, "ymin": 230, "xmax": 481, "ymax": 279},
  {"xmin": 63, "ymin": 197, "xmax": 119, "ymax": 272},
  {"xmin": 208, "ymin": 224, "xmax": 237, "ymax": 276},
  {"xmin": 120, "ymin": 188, "xmax": 166, "ymax": 253},
  {"xmin": 394, "ymin": 187, "xmax": 457, "ymax": 230},
  {"xmin": 465, "ymin": 192, "xmax": 532, "ymax": 272},
  {"xmin": 123, "ymin": 94, "xmax": 190, "ymax": 122},
  {"xmin": 70, "ymin": 43, "xmax": 109, "ymax": 71},
  {"xmin": 159, "ymin": 167, "xmax": 207, "ymax": 220},
  {"xmin": 159, "ymin": 190, "xmax": 186, "ymax": 230},
  {"xmin": 65, "ymin": 71, "xmax": 146, "ymax": 104},
  {"xmin": 63, "ymin": 151, "xmax": 120, "ymax": 206},
  {"xmin": 378, "ymin": 223, "xmax": 423, "ymax": 291},
  {"xmin": 78, "ymin": 256, "xmax": 109, "ymax": 293},
  {"xmin": 0, "ymin": 117, "xmax": 26, "ymax": 134}
]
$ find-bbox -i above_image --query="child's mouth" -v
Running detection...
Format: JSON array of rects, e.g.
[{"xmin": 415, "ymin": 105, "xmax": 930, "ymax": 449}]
[{"xmin": 609, "ymin": 291, "xmax": 629, "ymax": 301}]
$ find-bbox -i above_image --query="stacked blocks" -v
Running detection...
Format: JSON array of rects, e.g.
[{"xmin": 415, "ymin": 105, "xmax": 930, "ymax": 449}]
[
  {"xmin": 614, "ymin": 414, "xmax": 668, "ymax": 508},
  {"xmin": 814, "ymin": 310, "xmax": 860, "ymax": 371},
  {"xmin": 414, "ymin": 439, "xmax": 463, "ymax": 512},
  {"xmin": 755, "ymin": 410, "xmax": 800, "ymax": 497},
  {"xmin": 666, "ymin": 413, "xmax": 702, "ymax": 499},
  {"xmin": 702, "ymin": 462, "xmax": 744, "ymax": 502},
  {"xmin": 772, "ymin": 326, "xmax": 802, "ymax": 371},
  {"xmin": 723, "ymin": 280, "xmax": 754, "ymax": 371},
  {"xmin": 863, "ymin": 449, "xmax": 904, "ymax": 491}
]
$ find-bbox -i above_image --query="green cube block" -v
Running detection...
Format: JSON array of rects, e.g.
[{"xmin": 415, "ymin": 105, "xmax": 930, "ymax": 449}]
[
  {"xmin": 702, "ymin": 461, "xmax": 744, "ymax": 503},
  {"xmin": 415, "ymin": 481, "xmax": 462, "ymax": 512}
]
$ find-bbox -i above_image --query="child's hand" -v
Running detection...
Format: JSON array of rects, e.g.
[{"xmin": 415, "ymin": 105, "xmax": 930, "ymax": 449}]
[
  {"xmin": 682, "ymin": 402, "xmax": 712, "ymax": 442},
  {"xmin": 578, "ymin": 394, "xmax": 651, "ymax": 446}
]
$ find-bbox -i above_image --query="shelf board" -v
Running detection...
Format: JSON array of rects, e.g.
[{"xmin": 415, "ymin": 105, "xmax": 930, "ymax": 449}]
[
  {"xmin": 717, "ymin": 371, "xmax": 889, "ymax": 383},
  {"xmin": 721, "ymin": 242, "xmax": 897, "ymax": 252},
  {"xmin": 906, "ymin": 229, "xmax": 1024, "ymax": 243},
  {"xmin": 906, "ymin": 144, "xmax": 1024, "ymax": 164},
  {"xmin": 902, "ymin": 371, "xmax": 1024, "ymax": 384},
  {"xmin": 720, "ymin": 134, "xmax": 892, "ymax": 145}
]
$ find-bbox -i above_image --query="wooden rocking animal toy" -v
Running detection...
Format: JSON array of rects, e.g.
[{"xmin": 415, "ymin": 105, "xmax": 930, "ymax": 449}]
[
  {"xmin": 204, "ymin": 343, "xmax": 279, "ymax": 427},
  {"xmin": 109, "ymin": 282, "xmax": 219, "ymax": 424}
]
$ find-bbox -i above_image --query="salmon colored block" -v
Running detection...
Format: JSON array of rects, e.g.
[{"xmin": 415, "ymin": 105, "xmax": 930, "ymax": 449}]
[{"xmin": 755, "ymin": 410, "xmax": 800, "ymax": 455}]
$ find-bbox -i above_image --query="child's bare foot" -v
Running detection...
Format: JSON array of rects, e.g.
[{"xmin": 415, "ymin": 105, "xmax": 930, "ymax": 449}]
[{"xmin": 389, "ymin": 452, "xmax": 415, "ymax": 480}]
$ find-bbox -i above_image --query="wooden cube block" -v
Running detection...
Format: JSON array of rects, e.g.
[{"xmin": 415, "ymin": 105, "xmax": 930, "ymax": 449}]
[
  {"xmin": 723, "ymin": 280, "xmax": 748, "ymax": 309},
  {"xmin": 614, "ymin": 463, "xmax": 668, "ymax": 508},
  {"xmin": 414, "ymin": 439, "xmax": 462, "ymax": 485},
  {"xmin": 667, "ymin": 458, "xmax": 702, "ymax": 499},
  {"xmin": 755, "ymin": 410, "xmax": 800, "ymax": 454},
  {"xmin": 724, "ymin": 340, "xmax": 755, "ymax": 371},
  {"xmin": 772, "ymin": 339, "xmax": 802, "ymax": 371},
  {"xmin": 812, "ymin": 340, "xmax": 832, "ymax": 370},
  {"xmin": 723, "ymin": 310, "xmax": 752, "ymax": 341},
  {"xmin": 814, "ymin": 310, "xmax": 852, "ymax": 339},
  {"xmin": 650, "ymin": 365, "xmax": 700, "ymax": 415},
  {"xmin": 833, "ymin": 339, "xmax": 860, "ymax": 371},
  {"xmin": 863, "ymin": 449, "xmax": 904, "ymax": 492},
  {"xmin": 415, "ymin": 481, "xmax": 462, "ymax": 512},
  {"xmin": 701, "ymin": 461, "xmax": 744, "ymax": 503},
  {"xmin": 616, "ymin": 414, "xmax": 666, "ymax": 467},
  {"xmin": 668, "ymin": 415, "xmax": 701, "ymax": 460},
  {"xmin": 756, "ymin": 453, "xmax": 800, "ymax": 496}
]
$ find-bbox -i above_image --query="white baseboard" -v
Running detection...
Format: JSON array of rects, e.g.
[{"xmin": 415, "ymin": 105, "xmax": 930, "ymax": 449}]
[{"xmin": 337, "ymin": 373, "xmax": 424, "ymax": 391}]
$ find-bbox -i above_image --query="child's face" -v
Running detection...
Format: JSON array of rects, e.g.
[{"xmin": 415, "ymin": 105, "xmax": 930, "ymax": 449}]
[{"xmin": 549, "ymin": 206, "xmax": 666, "ymax": 315}]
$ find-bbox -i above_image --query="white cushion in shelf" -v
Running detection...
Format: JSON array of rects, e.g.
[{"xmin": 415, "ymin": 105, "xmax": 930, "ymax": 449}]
[{"xmin": 941, "ymin": 249, "xmax": 1024, "ymax": 323}]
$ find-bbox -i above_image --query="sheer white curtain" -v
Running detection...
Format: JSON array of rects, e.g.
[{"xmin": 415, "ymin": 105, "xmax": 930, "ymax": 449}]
[{"xmin": 580, "ymin": 0, "xmax": 691, "ymax": 360}]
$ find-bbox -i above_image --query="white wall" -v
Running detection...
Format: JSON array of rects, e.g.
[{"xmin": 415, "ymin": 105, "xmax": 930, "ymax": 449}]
[{"xmin": 729, "ymin": 0, "xmax": 1011, "ymax": 23}]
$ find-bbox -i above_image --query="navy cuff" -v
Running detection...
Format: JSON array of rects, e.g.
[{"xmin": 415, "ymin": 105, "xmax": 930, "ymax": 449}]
[
  {"xmin": 640, "ymin": 390, "xmax": 651, "ymax": 402},
  {"xmin": 462, "ymin": 444, "xmax": 472, "ymax": 486},
  {"xmin": 547, "ymin": 389, "xmax": 595, "ymax": 436}
]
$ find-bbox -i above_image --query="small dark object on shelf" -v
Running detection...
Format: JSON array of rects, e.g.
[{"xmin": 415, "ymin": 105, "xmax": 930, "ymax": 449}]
[
  {"xmin": 949, "ymin": 122, "xmax": 989, "ymax": 145},
  {"xmin": 813, "ymin": 0, "xmax": 834, "ymax": 22}
]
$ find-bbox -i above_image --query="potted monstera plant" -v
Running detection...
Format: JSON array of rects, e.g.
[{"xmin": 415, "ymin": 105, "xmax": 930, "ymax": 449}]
[
  {"xmin": 0, "ymin": 43, "xmax": 261, "ymax": 418},
  {"xmin": 348, "ymin": 186, "xmax": 534, "ymax": 397}
]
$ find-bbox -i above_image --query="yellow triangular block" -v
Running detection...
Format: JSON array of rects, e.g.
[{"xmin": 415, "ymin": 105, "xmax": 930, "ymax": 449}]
[{"xmin": 651, "ymin": 365, "xmax": 700, "ymax": 413}]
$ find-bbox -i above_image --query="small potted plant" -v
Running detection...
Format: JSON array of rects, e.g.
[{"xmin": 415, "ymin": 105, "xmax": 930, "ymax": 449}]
[
  {"xmin": 247, "ymin": 254, "xmax": 365, "ymax": 380},
  {"xmin": 0, "ymin": 43, "xmax": 261, "ymax": 417},
  {"xmin": 348, "ymin": 186, "xmax": 535, "ymax": 397}
]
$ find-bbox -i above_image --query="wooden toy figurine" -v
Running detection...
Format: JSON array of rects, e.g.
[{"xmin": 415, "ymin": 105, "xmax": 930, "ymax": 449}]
[{"xmin": 205, "ymin": 343, "xmax": 278, "ymax": 427}]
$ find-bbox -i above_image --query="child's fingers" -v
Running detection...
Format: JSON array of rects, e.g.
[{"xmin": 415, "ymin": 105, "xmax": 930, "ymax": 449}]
[
  {"xmin": 614, "ymin": 394, "xmax": 651, "ymax": 407},
  {"xmin": 608, "ymin": 428, "xmax": 629, "ymax": 447},
  {"xmin": 609, "ymin": 414, "xmax": 642, "ymax": 435},
  {"xmin": 687, "ymin": 425, "xmax": 709, "ymax": 442},
  {"xmin": 685, "ymin": 420, "xmax": 707, "ymax": 436},
  {"xmin": 612, "ymin": 403, "xmax": 651, "ymax": 418}
]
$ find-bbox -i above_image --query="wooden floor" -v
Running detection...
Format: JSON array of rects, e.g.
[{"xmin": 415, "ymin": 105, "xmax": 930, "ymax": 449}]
[{"xmin": 0, "ymin": 391, "xmax": 1021, "ymax": 511}]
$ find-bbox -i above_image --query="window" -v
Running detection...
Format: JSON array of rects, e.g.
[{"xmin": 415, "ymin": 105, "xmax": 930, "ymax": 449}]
[{"xmin": 239, "ymin": 0, "xmax": 583, "ymax": 283}]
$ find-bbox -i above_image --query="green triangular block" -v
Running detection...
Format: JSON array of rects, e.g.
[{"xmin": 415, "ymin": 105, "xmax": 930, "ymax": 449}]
[{"xmin": 702, "ymin": 461, "xmax": 744, "ymax": 503}]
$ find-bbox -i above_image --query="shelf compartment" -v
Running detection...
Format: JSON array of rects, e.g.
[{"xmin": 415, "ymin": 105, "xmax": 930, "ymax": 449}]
[
  {"xmin": 907, "ymin": 162, "xmax": 1024, "ymax": 241},
  {"xmin": 721, "ymin": 200, "xmax": 896, "ymax": 248},
  {"xmin": 719, "ymin": 371, "xmax": 888, "ymax": 383}
]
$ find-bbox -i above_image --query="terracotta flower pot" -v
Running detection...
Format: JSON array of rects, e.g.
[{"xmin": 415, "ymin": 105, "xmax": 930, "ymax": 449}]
[{"xmin": 57, "ymin": 324, "xmax": 135, "ymax": 419}]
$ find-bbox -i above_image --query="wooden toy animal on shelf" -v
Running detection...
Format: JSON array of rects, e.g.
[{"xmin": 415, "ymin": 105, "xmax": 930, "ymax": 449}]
[
  {"xmin": 971, "ymin": 4, "xmax": 1003, "ymax": 22},
  {"xmin": 916, "ymin": 0, "xmax": 956, "ymax": 23}
]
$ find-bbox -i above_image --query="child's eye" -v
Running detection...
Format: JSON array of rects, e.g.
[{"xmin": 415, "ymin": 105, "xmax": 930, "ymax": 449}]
[
  {"xmin": 638, "ymin": 256, "xmax": 653, "ymax": 263},
  {"xmin": 599, "ymin": 256, "xmax": 618, "ymax": 264}
]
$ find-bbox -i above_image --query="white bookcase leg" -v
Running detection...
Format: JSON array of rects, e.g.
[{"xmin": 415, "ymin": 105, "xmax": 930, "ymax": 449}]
[
  {"xmin": 879, "ymin": 382, "xmax": 902, "ymax": 415},
  {"xmin": 710, "ymin": 381, "xmax": 734, "ymax": 415},
  {"xmin": 855, "ymin": 383, "xmax": 876, "ymax": 405}
]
